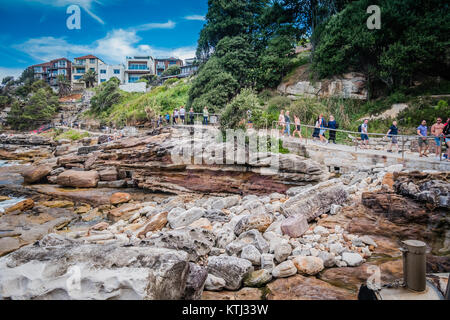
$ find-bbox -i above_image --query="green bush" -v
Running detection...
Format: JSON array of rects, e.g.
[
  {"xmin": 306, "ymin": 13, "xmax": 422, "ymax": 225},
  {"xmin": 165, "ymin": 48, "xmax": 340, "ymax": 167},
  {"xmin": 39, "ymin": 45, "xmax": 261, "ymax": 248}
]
[
  {"xmin": 55, "ymin": 129, "xmax": 89, "ymax": 141},
  {"xmin": 220, "ymin": 88, "xmax": 263, "ymax": 130}
]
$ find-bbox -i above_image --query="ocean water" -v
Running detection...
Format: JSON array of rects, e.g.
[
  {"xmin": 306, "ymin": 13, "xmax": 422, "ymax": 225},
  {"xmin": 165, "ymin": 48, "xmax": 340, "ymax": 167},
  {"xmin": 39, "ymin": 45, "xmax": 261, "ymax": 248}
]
[
  {"xmin": 0, "ymin": 160, "xmax": 22, "ymax": 167},
  {"xmin": 0, "ymin": 196, "xmax": 26, "ymax": 214}
]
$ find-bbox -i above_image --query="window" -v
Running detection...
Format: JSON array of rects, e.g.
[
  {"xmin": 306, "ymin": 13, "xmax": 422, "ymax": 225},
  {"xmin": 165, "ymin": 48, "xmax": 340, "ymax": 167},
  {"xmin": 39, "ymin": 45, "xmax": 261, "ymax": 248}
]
[
  {"xmin": 90, "ymin": 68, "xmax": 95, "ymax": 72},
  {"xmin": 100, "ymin": 69, "xmax": 106, "ymax": 74},
  {"xmin": 128, "ymin": 64, "xmax": 148, "ymax": 70},
  {"xmin": 59, "ymin": 69, "xmax": 66, "ymax": 75},
  {"xmin": 128, "ymin": 76, "xmax": 140, "ymax": 83},
  {"xmin": 59, "ymin": 61, "xmax": 66, "ymax": 67},
  {"xmin": 74, "ymin": 75, "xmax": 82, "ymax": 80},
  {"xmin": 114, "ymin": 69, "xmax": 120, "ymax": 74},
  {"xmin": 90, "ymin": 59, "xmax": 96, "ymax": 63},
  {"xmin": 76, "ymin": 68, "xmax": 85, "ymax": 74},
  {"xmin": 100, "ymin": 79, "xmax": 106, "ymax": 83}
]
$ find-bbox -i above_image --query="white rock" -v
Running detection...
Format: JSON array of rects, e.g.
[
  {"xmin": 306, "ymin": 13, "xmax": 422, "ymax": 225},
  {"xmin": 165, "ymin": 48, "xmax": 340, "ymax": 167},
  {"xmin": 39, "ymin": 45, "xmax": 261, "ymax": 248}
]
[
  {"xmin": 342, "ymin": 252, "xmax": 364, "ymax": 267},
  {"xmin": 272, "ymin": 260, "xmax": 297, "ymax": 278},
  {"xmin": 330, "ymin": 204, "xmax": 342, "ymax": 215},
  {"xmin": 260, "ymin": 253, "xmax": 275, "ymax": 272},
  {"xmin": 313, "ymin": 226, "xmax": 329, "ymax": 235},
  {"xmin": 205, "ymin": 274, "xmax": 227, "ymax": 291},
  {"xmin": 292, "ymin": 256, "xmax": 324, "ymax": 275},
  {"xmin": 240, "ymin": 245, "xmax": 261, "ymax": 266},
  {"xmin": 274, "ymin": 243, "xmax": 292, "ymax": 263}
]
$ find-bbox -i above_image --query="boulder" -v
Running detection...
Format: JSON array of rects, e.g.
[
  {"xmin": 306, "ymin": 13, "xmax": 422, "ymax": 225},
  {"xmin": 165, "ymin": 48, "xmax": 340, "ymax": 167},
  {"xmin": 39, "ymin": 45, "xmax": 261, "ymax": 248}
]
[
  {"xmin": 272, "ymin": 260, "xmax": 297, "ymax": 278},
  {"xmin": 240, "ymin": 245, "xmax": 261, "ymax": 266},
  {"xmin": 205, "ymin": 274, "xmax": 227, "ymax": 291},
  {"xmin": 281, "ymin": 181, "xmax": 348, "ymax": 221},
  {"xmin": 260, "ymin": 253, "xmax": 275, "ymax": 272},
  {"xmin": 280, "ymin": 214, "xmax": 309, "ymax": 238},
  {"xmin": 142, "ymin": 227, "xmax": 215, "ymax": 262},
  {"xmin": 207, "ymin": 256, "xmax": 253, "ymax": 290},
  {"xmin": 274, "ymin": 243, "xmax": 292, "ymax": 263},
  {"xmin": 167, "ymin": 207, "xmax": 205, "ymax": 229},
  {"xmin": 211, "ymin": 196, "xmax": 240, "ymax": 210},
  {"xmin": 234, "ymin": 213, "xmax": 274, "ymax": 235},
  {"xmin": 237, "ymin": 230, "xmax": 269, "ymax": 254},
  {"xmin": 243, "ymin": 269, "xmax": 272, "ymax": 287},
  {"xmin": 183, "ymin": 263, "xmax": 208, "ymax": 300},
  {"xmin": 4, "ymin": 199, "xmax": 34, "ymax": 214},
  {"xmin": 342, "ymin": 252, "xmax": 364, "ymax": 267},
  {"xmin": 0, "ymin": 244, "xmax": 191, "ymax": 300},
  {"xmin": 293, "ymin": 256, "xmax": 324, "ymax": 275},
  {"xmin": 21, "ymin": 165, "xmax": 52, "ymax": 184},
  {"xmin": 137, "ymin": 211, "xmax": 168, "ymax": 237},
  {"xmin": 56, "ymin": 170, "xmax": 99, "ymax": 188},
  {"xmin": 110, "ymin": 192, "xmax": 131, "ymax": 205}
]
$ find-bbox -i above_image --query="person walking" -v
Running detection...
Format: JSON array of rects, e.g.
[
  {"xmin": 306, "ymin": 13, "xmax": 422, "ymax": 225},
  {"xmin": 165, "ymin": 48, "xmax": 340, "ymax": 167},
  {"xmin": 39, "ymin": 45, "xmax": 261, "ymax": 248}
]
[
  {"xmin": 328, "ymin": 115, "xmax": 338, "ymax": 144},
  {"xmin": 278, "ymin": 110, "xmax": 285, "ymax": 136},
  {"xmin": 319, "ymin": 114, "xmax": 327, "ymax": 144},
  {"xmin": 443, "ymin": 117, "xmax": 450, "ymax": 161},
  {"xmin": 417, "ymin": 120, "xmax": 429, "ymax": 157},
  {"xmin": 360, "ymin": 119, "xmax": 369, "ymax": 149},
  {"xmin": 203, "ymin": 107, "xmax": 209, "ymax": 125},
  {"xmin": 247, "ymin": 109, "xmax": 253, "ymax": 129},
  {"xmin": 165, "ymin": 112, "xmax": 170, "ymax": 125},
  {"xmin": 189, "ymin": 108, "xmax": 195, "ymax": 125},
  {"xmin": 284, "ymin": 111, "xmax": 291, "ymax": 137},
  {"xmin": 293, "ymin": 115, "xmax": 302, "ymax": 142},
  {"xmin": 431, "ymin": 117, "xmax": 445, "ymax": 160},
  {"xmin": 179, "ymin": 106, "xmax": 186, "ymax": 125},
  {"xmin": 385, "ymin": 120, "xmax": 399, "ymax": 153},
  {"xmin": 173, "ymin": 108, "xmax": 179, "ymax": 125},
  {"xmin": 313, "ymin": 117, "xmax": 320, "ymax": 140}
]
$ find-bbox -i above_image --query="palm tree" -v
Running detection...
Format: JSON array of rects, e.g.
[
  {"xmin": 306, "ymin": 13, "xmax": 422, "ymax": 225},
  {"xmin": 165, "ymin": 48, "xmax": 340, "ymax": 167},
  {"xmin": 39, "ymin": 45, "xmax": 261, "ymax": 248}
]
[
  {"xmin": 57, "ymin": 75, "xmax": 71, "ymax": 97},
  {"xmin": 81, "ymin": 69, "xmax": 97, "ymax": 88}
]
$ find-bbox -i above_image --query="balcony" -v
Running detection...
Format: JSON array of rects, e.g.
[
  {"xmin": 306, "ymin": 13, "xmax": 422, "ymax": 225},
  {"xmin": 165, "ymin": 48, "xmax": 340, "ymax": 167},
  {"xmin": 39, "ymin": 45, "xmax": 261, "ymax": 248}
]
[{"xmin": 127, "ymin": 64, "xmax": 149, "ymax": 70}]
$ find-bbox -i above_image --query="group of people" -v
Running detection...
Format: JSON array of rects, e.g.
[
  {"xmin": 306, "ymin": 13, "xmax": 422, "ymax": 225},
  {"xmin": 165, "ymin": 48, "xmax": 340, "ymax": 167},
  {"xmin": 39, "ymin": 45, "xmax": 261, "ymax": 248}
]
[
  {"xmin": 278, "ymin": 111, "xmax": 450, "ymax": 161},
  {"xmin": 278, "ymin": 111, "xmax": 339, "ymax": 144},
  {"xmin": 157, "ymin": 106, "xmax": 211, "ymax": 127},
  {"xmin": 416, "ymin": 117, "xmax": 450, "ymax": 161}
]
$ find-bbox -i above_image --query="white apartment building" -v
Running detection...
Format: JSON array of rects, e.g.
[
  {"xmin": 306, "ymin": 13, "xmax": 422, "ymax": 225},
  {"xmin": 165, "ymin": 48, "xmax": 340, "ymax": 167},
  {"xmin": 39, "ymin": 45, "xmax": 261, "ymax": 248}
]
[
  {"xmin": 98, "ymin": 62, "xmax": 125, "ymax": 85},
  {"xmin": 124, "ymin": 56, "xmax": 155, "ymax": 83}
]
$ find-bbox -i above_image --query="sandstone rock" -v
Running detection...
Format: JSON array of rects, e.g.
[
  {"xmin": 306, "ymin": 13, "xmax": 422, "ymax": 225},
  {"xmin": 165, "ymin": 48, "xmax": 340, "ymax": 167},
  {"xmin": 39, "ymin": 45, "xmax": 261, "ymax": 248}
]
[
  {"xmin": 202, "ymin": 287, "xmax": 262, "ymax": 300},
  {"xmin": 110, "ymin": 192, "xmax": 131, "ymax": 205},
  {"xmin": 143, "ymin": 227, "xmax": 215, "ymax": 262},
  {"xmin": 240, "ymin": 245, "xmax": 261, "ymax": 266},
  {"xmin": 97, "ymin": 180, "xmax": 127, "ymax": 188},
  {"xmin": 243, "ymin": 269, "xmax": 272, "ymax": 287},
  {"xmin": 0, "ymin": 237, "xmax": 21, "ymax": 257},
  {"xmin": 205, "ymin": 274, "xmax": 226, "ymax": 291},
  {"xmin": 234, "ymin": 213, "xmax": 273, "ymax": 235},
  {"xmin": 0, "ymin": 196, "xmax": 11, "ymax": 202},
  {"xmin": 4, "ymin": 199, "xmax": 34, "ymax": 214},
  {"xmin": 293, "ymin": 256, "xmax": 324, "ymax": 275},
  {"xmin": 274, "ymin": 243, "xmax": 292, "ymax": 263},
  {"xmin": 99, "ymin": 168, "xmax": 118, "ymax": 181},
  {"xmin": 138, "ymin": 211, "xmax": 168, "ymax": 237},
  {"xmin": 272, "ymin": 260, "xmax": 297, "ymax": 278},
  {"xmin": 189, "ymin": 218, "xmax": 212, "ymax": 230},
  {"xmin": 0, "ymin": 244, "xmax": 191, "ymax": 300},
  {"xmin": 56, "ymin": 170, "xmax": 99, "ymax": 188},
  {"xmin": 41, "ymin": 200, "xmax": 74, "ymax": 208},
  {"xmin": 207, "ymin": 256, "xmax": 253, "ymax": 290},
  {"xmin": 342, "ymin": 252, "xmax": 364, "ymax": 267},
  {"xmin": 168, "ymin": 207, "xmax": 205, "ymax": 229},
  {"xmin": 21, "ymin": 165, "xmax": 52, "ymax": 184},
  {"xmin": 360, "ymin": 235, "xmax": 377, "ymax": 247},
  {"xmin": 280, "ymin": 214, "xmax": 308, "ymax": 238},
  {"xmin": 267, "ymin": 274, "xmax": 356, "ymax": 300}
]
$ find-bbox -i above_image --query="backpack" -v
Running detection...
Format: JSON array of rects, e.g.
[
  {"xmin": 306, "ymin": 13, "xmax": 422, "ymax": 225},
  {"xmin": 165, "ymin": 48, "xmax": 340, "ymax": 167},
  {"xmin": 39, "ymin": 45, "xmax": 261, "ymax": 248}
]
[{"xmin": 358, "ymin": 124, "xmax": 362, "ymax": 133}]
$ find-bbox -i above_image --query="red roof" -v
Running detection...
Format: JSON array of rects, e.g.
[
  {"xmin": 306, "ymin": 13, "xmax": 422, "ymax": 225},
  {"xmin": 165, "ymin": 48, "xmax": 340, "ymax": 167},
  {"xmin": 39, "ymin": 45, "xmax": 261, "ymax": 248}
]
[
  {"xmin": 30, "ymin": 62, "xmax": 51, "ymax": 68},
  {"xmin": 74, "ymin": 54, "xmax": 101, "ymax": 60}
]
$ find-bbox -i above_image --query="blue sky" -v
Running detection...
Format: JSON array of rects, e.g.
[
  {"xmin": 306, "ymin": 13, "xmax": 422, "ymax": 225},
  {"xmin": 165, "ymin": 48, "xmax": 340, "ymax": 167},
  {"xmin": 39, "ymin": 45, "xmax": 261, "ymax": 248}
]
[{"xmin": 0, "ymin": 0, "xmax": 207, "ymax": 80}]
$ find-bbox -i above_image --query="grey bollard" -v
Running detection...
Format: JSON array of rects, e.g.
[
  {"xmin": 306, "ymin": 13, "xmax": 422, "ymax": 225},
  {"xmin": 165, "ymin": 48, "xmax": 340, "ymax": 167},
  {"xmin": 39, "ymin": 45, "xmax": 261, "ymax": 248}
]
[{"xmin": 400, "ymin": 240, "xmax": 427, "ymax": 292}]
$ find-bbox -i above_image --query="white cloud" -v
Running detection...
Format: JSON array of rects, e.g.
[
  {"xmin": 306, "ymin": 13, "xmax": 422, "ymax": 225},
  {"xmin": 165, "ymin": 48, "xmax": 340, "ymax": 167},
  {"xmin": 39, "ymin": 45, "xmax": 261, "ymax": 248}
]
[
  {"xmin": 14, "ymin": 29, "xmax": 197, "ymax": 65},
  {"xmin": 0, "ymin": 67, "xmax": 23, "ymax": 81},
  {"xmin": 24, "ymin": 0, "xmax": 106, "ymax": 24},
  {"xmin": 131, "ymin": 20, "xmax": 176, "ymax": 32},
  {"xmin": 184, "ymin": 15, "xmax": 205, "ymax": 21}
]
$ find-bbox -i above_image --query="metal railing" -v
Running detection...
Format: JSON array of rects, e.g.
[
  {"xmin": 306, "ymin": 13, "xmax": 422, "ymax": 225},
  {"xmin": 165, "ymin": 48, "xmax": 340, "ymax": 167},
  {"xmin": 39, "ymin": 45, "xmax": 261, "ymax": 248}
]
[
  {"xmin": 271, "ymin": 121, "xmax": 450, "ymax": 162},
  {"xmin": 155, "ymin": 113, "xmax": 221, "ymax": 127}
]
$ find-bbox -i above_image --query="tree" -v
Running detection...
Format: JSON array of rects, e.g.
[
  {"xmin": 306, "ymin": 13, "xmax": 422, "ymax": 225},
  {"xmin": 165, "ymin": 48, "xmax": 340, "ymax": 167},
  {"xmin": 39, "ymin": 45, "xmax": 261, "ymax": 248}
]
[
  {"xmin": 312, "ymin": 0, "xmax": 450, "ymax": 96},
  {"xmin": 57, "ymin": 75, "xmax": 71, "ymax": 97},
  {"xmin": 220, "ymin": 88, "xmax": 262, "ymax": 130},
  {"xmin": 81, "ymin": 69, "xmax": 97, "ymax": 88},
  {"xmin": 90, "ymin": 78, "xmax": 122, "ymax": 113},
  {"xmin": 187, "ymin": 57, "xmax": 239, "ymax": 112},
  {"xmin": 162, "ymin": 66, "xmax": 181, "ymax": 77}
]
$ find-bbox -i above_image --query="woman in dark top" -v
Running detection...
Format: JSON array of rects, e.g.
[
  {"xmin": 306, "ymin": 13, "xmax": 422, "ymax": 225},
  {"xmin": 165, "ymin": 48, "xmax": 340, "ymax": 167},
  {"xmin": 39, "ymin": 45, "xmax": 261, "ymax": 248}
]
[{"xmin": 328, "ymin": 115, "xmax": 338, "ymax": 144}]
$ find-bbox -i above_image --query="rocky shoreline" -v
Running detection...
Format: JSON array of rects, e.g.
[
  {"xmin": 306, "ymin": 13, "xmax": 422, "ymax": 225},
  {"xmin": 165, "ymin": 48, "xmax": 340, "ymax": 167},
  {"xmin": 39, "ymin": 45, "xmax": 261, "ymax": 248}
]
[{"xmin": 0, "ymin": 128, "xmax": 448, "ymax": 300}]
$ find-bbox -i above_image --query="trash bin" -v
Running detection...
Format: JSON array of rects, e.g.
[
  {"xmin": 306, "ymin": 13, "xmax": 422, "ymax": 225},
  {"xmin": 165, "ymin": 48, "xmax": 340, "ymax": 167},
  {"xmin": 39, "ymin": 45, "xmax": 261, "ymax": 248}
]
[{"xmin": 400, "ymin": 240, "xmax": 427, "ymax": 292}]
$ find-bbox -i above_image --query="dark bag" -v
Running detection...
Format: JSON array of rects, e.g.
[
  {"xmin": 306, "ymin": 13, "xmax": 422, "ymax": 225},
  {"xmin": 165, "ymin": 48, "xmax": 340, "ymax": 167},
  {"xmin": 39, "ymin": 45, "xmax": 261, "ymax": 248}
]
[{"xmin": 358, "ymin": 124, "xmax": 362, "ymax": 133}]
